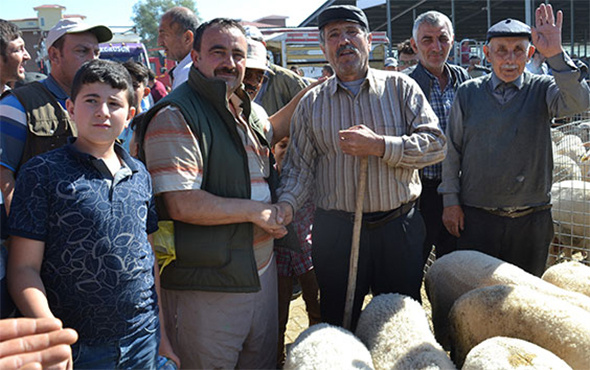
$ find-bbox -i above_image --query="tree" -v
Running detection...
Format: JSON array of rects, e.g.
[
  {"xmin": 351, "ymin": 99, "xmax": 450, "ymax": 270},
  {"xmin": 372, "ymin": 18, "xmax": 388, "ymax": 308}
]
[{"xmin": 132, "ymin": 0, "xmax": 200, "ymax": 51}]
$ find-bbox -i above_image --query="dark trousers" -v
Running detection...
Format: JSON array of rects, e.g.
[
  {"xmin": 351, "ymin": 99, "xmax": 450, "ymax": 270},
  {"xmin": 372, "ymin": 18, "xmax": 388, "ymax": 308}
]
[
  {"xmin": 458, "ymin": 206, "xmax": 554, "ymax": 277},
  {"xmin": 276, "ymin": 270, "xmax": 320, "ymax": 367},
  {"xmin": 419, "ymin": 179, "xmax": 457, "ymax": 265},
  {"xmin": 312, "ymin": 206, "xmax": 425, "ymax": 330}
]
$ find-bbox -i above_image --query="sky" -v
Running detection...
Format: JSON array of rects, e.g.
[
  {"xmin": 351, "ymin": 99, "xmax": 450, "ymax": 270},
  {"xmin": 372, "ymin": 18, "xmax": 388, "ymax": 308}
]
[{"xmin": 1, "ymin": 0, "xmax": 324, "ymax": 28}]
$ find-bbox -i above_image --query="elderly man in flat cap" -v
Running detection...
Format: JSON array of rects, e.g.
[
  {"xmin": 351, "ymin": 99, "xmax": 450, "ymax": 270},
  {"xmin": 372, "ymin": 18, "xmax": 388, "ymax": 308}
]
[
  {"xmin": 440, "ymin": 4, "xmax": 590, "ymax": 276},
  {"xmin": 277, "ymin": 4, "xmax": 445, "ymax": 329}
]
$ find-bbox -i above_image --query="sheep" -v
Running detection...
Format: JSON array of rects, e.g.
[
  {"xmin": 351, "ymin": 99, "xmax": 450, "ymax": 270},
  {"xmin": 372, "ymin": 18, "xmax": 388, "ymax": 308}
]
[
  {"xmin": 284, "ymin": 323, "xmax": 374, "ymax": 370},
  {"xmin": 562, "ymin": 123, "xmax": 590, "ymax": 144},
  {"xmin": 551, "ymin": 128, "xmax": 564, "ymax": 144},
  {"xmin": 449, "ymin": 284, "xmax": 590, "ymax": 369},
  {"xmin": 552, "ymin": 155, "xmax": 582, "ymax": 183},
  {"xmin": 355, "ymin": 293, "xmax": 455, "ymax": 370},
  {"xmin": 577, "ymin": 151, "xmax": 590, "ymax": 181},
  {"xmin": 424, "ymin": 250, "xmax": 590, "ymax": 349},
  {"xmin": 462, "ymin": 336, "xmax": 572, "ymax": 370},
  {"xmin": 542, "ymin": 261, "xmax": 590, "ymax": 297},
  {"xmin": 555, "ymin": 134, "xmax": 586, "ymax": 161},
  {"xmin": 551, "ymin": 180, "xmax": 590, "ymax": 260}
]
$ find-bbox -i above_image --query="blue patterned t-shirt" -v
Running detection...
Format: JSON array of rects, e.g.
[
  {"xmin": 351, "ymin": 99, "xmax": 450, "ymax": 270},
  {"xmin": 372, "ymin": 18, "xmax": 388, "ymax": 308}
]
[{"xmin": 8, "ymin": 141, "xmax": 159, "ymax": 345}]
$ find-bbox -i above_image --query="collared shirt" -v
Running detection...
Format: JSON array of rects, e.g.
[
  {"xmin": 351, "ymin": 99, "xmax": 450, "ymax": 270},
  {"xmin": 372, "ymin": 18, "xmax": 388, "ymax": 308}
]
[
  {"xmin": 490, "ymin": 73, "xmax": 525, "ymax": 105},
  {"xmin": 144, "ymin": 97, "xmax": 276, "ymax": 272},
  {"xmin": 422, "ymin": 66, "xmax": 455, "ymax": 180},
  {"xmin": 8, "ymin": 141, "xmax": 159, "ymax": 345},
  {"xmin": 0, "ymin": 74, "xmax": 69, "ymax": 172},
  {"xmin": 278, "ymin": 68, "xmax": 445, "ymax": 213},
  {"xmin": 440, "ymin": 52, "xmax": 590, "ymax": 208},
  {"xmin": 171, "ymin": 53, "xmax": 192, "ymax": 90}
]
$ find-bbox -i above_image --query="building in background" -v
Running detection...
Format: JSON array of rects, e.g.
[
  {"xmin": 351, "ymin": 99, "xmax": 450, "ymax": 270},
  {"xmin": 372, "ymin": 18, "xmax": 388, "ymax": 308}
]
[{"xmin": 10, "ymin": 5, "xmax": 87, "ymax": 74}]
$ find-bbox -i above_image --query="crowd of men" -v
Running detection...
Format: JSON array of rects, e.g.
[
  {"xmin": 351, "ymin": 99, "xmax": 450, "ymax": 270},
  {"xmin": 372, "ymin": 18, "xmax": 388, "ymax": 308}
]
[{"xmin": 1, "ymin": 2, "xmax": 589, "ymax": 369}]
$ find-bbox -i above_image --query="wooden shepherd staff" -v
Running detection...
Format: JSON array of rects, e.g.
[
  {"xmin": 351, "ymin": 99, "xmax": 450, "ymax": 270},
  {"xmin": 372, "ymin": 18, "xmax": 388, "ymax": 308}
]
[{"xmin": 343, "ymin": 156, "xmax": 368, "ymax": 330}]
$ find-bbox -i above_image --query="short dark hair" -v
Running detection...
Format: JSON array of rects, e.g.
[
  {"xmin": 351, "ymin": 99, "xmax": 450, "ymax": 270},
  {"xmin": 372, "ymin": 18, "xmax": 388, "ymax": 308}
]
[
  {"xmin": 0, "ymin": 19, "xmax": 22, "ymax": 59},
  {"xmin": 397, "ymin": 39, "xmax": 415, "ymax": 56},
  {"xmin": 122, "ymin": 61, "xmax": 149, "ymax": 89},
  {"xmin": 50, "ymin": 35, "xmax": 66, "ymax": 53},
  {"xmin": 122, "ymin": 61, "xmax": 150, "ymax": 110},
  {"xmin": 193, "ymin": 18, "xmax": 245, "ymax": 52},
  {"xmin": 162, "ymin": 7, "xmax": 200, "ymax": 36},
  {"xmin": 70, "ymin": 59, "xmax": 134, "ymax": 106}
]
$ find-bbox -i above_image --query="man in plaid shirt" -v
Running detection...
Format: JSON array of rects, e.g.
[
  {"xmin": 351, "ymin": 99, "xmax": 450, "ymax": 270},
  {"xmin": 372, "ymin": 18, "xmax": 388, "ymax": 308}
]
[{"xmin": 408, "ymin": 11, "xmax": 470, "ymax": 266}]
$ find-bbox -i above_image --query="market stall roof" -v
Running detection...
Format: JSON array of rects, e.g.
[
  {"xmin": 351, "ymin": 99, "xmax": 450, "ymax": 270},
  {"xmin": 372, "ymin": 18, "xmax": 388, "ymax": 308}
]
[{"xmin": 299, "ymin": 0, "xmax": 590, "ymax": 53}]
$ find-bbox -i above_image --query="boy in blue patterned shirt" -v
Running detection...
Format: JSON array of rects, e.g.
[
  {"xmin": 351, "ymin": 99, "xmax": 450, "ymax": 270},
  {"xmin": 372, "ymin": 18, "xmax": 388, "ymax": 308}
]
[{"xmin": 7, "ymin": 59, "xmax": 178, "ymax": 369}]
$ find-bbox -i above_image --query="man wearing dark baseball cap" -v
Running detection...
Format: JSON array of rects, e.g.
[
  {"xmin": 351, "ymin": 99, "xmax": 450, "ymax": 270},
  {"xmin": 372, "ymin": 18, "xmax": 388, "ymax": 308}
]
[
  {"xmin": 440, "ymin": 4, "xmax": 590, "ymax": 277},
  {"xmin": 277, "ymin": 5, "xmax": 444, "ymax": 329},
  {"xmin": 0, "ymin": 18, "xmax": 112, "ymax": 218}
]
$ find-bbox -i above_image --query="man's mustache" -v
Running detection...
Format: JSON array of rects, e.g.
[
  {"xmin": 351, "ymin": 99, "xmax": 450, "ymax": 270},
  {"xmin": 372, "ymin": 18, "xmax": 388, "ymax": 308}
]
[
  {"xmin": 337, "ymin": 44, "xmax": 359, "ymax": 56},
  {"xmin": 214, "ymin": 67, "xmax": 238, "ymax": 76},
  {"xmin": 244, "ymin": 83, "xmax": 258, "ymax": 92}
]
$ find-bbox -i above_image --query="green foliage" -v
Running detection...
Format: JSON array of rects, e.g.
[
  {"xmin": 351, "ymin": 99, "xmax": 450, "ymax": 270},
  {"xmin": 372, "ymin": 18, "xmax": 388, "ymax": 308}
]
[{"xmin": 132, "ymin": 0, "xmax": 200, "ymax": 51}]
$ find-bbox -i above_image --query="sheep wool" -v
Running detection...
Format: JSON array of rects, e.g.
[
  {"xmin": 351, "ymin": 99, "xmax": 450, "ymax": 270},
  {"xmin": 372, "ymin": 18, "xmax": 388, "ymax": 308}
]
[
  {"xmin": 284, "ymin": 323, "xmax": 374, "ymax": 370},
  {"xmin": 462, "ymin": 336, "xmax": 572, "ymax": 370},
  {"xmin": 555, "ymin": 134, "xmax": 586, "ymax": 161},
  {"xmin": 355, "ymin": 294, "xmax": 456, "ymax": 370},
  {"xmin": 424, "ymin": 251, "xmax": 590, "ymax": 349},
  {"xmin": 551, "ymin": 180, "xmax": 590, "ymax": 253},
  {"xmin": 449, "ymin": 285, "xmax": 590, "ymax": 369},
  {"xmin": 542, "ymin": 261, "xmax": 590, "ymax": 297},
  {"xmin": 552, "ymin": 155, "xmax": 582, "ymax": 183}
]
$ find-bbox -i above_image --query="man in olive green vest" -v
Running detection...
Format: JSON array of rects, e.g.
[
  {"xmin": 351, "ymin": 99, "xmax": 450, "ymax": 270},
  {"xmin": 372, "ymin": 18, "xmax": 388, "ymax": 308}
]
[{"xmin": 141, "ymin": 18, "xmax": 290, "ymax": 369}]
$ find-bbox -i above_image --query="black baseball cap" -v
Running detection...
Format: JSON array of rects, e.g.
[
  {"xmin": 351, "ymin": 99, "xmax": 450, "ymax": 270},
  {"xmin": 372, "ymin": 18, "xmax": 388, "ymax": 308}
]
[{"xmin": 318, "ymin": 5, "xmax": 370, "ymax": 30}]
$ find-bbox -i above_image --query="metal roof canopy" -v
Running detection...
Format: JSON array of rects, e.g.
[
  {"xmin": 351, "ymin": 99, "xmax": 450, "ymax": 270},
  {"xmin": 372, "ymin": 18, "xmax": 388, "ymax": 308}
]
[{"xmin": 300, "ymin": 0, "xmax": 590, "ymax": 58}]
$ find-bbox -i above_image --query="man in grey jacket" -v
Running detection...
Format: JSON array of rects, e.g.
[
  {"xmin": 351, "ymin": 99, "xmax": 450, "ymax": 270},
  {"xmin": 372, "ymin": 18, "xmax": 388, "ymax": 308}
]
[{"xmin": 439, "ymin": 4, "xmax": 590, "ymax": 276}]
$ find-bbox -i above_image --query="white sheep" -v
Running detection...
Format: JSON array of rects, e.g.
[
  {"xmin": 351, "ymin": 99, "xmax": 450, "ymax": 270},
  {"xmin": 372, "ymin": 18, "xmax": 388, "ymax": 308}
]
[
  {"xmin": 284, "ymin": 323, "xmax": 374, "ymax": 370},
  {"xmin": 449, "ymin": 284, "xmax": 590, "ymax": 369},
  {"xmin": 576, "ymin": 151, "xmax": 590, "ymax": 181},
  {"xmin": 552, "ymin": 155, "xmax": 582, "ymax": 183},
  {"xmin": 551, "ymin": 128, "xmax": 564, "ymax": 144},
  {"xmin": 555, "ymin": 134, "xmax": 586, "ymax": 161},
  {"xmin": 542, "ymin": 260, "xmax": 590, "ymax": 297},
  {"xmin": 551, "ymin": 180, "xmax": 590, "ymax": 260},
  {"xmin": 424, "ymin": 251, "xmax": 590, "ymax": 349},
  {"xmin": 462, "ymin": 336, "xmax": 572, "ymax": 370},
  {"xmin": 355, "ymin": 293, "xmax": 455, "ymax": 370}
]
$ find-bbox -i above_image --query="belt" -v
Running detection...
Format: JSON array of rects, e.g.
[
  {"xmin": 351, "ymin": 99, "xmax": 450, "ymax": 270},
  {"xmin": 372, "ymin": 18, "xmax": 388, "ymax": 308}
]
[
  {"xmin": 321, "ymin": 201, "xmax": 416, "ymax": 229},
  {"xmin": 480, "ymin": 204, "xmax": 552, "ymax": 218}
]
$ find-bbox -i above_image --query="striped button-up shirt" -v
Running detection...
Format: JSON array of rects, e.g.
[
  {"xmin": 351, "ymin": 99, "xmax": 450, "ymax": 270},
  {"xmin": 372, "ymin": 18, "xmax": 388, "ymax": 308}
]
[{"xmin": 278, "ymin": 68, "xmax": 446, "ymax": 213}]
